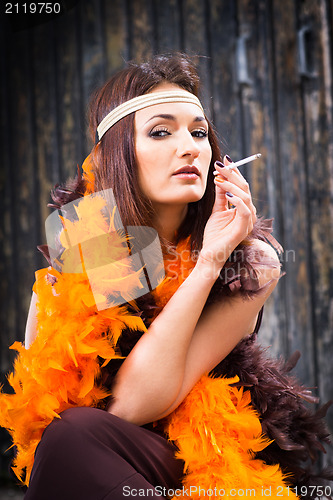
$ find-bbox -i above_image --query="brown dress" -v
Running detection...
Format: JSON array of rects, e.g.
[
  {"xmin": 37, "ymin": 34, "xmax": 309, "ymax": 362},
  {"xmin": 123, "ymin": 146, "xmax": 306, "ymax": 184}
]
[{"xmin": 24, "ymin": 407, "xmax": 184, "ymax": 500}]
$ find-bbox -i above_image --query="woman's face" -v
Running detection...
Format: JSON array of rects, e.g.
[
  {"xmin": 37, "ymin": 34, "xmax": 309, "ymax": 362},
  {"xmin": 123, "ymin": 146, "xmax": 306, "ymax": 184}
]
[{"xmin": 134, "ymin": 84, "xmax": 212, "ymax": 211}]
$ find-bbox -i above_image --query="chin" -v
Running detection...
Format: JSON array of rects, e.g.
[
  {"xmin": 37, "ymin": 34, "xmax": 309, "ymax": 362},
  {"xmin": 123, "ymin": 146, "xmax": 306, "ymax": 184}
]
[
  {"xmin": 174, "ymin": 186, "xmax": 206, "ymax": 203},
  {"xmin": 184, "ymin": 194, "xmax": 204, "ymax": 203},
  {"xmin": 181, "ymin": 190, "xmax": 205, "ymax": 203},
  {"xmin": 151, "ymin": 187, "xmax": 205, "ymax": 206}
]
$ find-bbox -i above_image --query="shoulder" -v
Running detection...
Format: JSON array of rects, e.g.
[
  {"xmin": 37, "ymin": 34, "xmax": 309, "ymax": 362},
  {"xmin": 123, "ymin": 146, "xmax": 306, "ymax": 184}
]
[
  {"xmin": 250, "ymin": 238, "xmax": 282, "ymax": 286},
  {"xmin": 205, "ymin": 238, "xmax": 282, "ymax": 306},
  {"xmin": 252, "ymin": 238, "xmax": 281, "ymax": 261}
]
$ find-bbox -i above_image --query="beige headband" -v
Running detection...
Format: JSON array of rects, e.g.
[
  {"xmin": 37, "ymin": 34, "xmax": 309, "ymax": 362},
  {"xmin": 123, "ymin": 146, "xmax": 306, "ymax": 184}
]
[{"xmin": 96, "ymin": 90, "xmax": 205, "ymax": 142}]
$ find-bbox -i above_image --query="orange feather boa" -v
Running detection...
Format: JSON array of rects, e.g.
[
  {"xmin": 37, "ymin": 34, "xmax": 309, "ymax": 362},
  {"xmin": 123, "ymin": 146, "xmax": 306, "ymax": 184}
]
[
  {"xmin": 0, "ymin": 184, "xmax": 298, "ymax": 497},
  {"xmin": 167, "ymin": 376, "xmax": 297, "ymax": 499}
]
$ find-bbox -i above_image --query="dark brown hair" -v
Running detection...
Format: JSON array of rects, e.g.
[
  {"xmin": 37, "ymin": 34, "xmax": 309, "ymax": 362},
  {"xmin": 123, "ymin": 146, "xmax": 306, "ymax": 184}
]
[{"xmin": 53, "ymin": 53, "xmax": 222, "ymax": 252}]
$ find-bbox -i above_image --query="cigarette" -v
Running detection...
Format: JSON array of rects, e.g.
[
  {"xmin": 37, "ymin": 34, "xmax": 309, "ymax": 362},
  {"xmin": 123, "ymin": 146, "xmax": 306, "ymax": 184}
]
[{"xmin": 228, "ymin": 153, "xmax": 262, "ymax": 169}]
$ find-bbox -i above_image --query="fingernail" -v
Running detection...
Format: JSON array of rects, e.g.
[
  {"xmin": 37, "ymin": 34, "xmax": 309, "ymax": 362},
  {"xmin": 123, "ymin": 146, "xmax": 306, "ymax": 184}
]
[
  {"xmin": 226, "ymin": 192, "xmax": 233, "ymax": 197},
  {"xmin": 215, "ymin": 161, "xmax": 225, "ymax": 168},
  {"xmin": 214, "ymin": 170, "xmax": 227, "ymax": 177},
  {"xmin": 215, "ymin": 177, "xmax": 225, "ymax": 183},
  {"xmin": 225, "ymin": 155, "xmax": 233, "ymax": 163}
]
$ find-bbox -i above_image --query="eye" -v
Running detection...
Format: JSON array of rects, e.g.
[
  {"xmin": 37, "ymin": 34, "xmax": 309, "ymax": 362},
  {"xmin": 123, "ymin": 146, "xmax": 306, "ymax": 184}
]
[
  {"xmin": 149, "ymin": 127, "xmax": 171, "ymax": 138},
  {"xmin": 191, "ymin": 129, "xmax": 208, "ymax": 138}
]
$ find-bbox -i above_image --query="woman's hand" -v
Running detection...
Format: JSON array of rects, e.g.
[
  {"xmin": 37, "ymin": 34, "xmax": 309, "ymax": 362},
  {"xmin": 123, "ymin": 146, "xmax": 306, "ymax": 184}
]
[{"xmin": 198, "ymin": 156, "xmax": 257, "ymax": 276}]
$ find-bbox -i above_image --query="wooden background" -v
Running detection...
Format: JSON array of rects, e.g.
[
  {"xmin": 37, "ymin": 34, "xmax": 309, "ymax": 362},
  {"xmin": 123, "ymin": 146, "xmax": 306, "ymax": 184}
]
[{"xmin": 1, "ymin": 0, "xmax": 333, "ymax": 489}]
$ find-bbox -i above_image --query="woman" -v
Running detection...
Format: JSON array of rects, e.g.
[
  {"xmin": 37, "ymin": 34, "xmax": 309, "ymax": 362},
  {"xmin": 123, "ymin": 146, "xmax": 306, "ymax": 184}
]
[{"xmin": 1, "ymin": 54, "xmax": 331, "ymax": 499}]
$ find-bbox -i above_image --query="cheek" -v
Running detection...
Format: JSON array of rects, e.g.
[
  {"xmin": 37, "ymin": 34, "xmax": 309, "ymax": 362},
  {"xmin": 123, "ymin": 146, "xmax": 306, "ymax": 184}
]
[
  {"xmin": 135, "ymin": 145, "xmax": 160, "ymax": 197},
  {"xmin": 202, "ymin": 145, "xmax": 213, "ymax": 174},
  {"xmin": 206, "ymin": 143, "xmax": 213, "ymax": 163},
  {"xmin": 136, "ymin": 140, "xmax": 169, "ymax": 182},
  {"xmin": 135, "ymin": 143, "xmax": 152, "ymax": 175},
  {"xmin": 137, "ymin": 158, "xmax": 157, "ymax": 183}
]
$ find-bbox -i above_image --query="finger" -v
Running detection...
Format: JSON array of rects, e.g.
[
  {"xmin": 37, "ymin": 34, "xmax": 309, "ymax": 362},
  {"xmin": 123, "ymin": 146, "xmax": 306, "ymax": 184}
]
[
  {"xmin": 215, "ymin": 160, "xmax": 256, "ymax": 220},
  {"xmin": 251, "ymin": 203, "xmax": 257, "ymax": 226},
  {"xmin": 223, "ymin": 155, "xmax": 233, "ymax": 167},
  {"xmin": 215, "ymin": 159, "xmax": 257, "ymax": 225},
  {"xmin": 217, "ymin": 180, "xmax": 256, "ymax": 227},
  {"xmin": 212, "ymin": 177, "xmax": 228, "ymax": 213},
  {"xmin": 225, "ymin": 192, "xmax": 253, "ymax": 232},
  {"xmin": 213, "ymin": 177, "xmax": 234, "ymax": 211},
  {"xmin": 223, "ymin": 155, "xmax": 243, "ymax": 178},
  {"xmin": 214, "ymin": 161, "xmax": 250, "ymax": 194},
  {"xmin": 214, "ymin": 176, "xmax": 252, "ymax": 208},
  {"xmin": 215, "ymin": 163, "xmax": 249, "ymax": 189}
]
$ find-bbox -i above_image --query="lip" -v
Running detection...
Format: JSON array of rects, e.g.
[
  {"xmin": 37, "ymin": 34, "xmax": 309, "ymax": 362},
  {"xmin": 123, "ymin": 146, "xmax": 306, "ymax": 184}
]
[{"xmin": 172, "ymin": 165, "xmax": 200, "ymax": 177}]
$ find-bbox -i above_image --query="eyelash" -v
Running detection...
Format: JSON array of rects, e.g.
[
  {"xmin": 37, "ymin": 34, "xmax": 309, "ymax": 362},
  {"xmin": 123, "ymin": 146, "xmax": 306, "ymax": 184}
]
[
  {"xmin": 192, "ymin": 129, "xmax": 208, "ymax": 138},
  {"xmin": 149, "ymin": 127, "xmax": 170, "ymax": 138},
  {"xmin": 149, "ymin": 128, "xmax": 208, "ymax": 139}
]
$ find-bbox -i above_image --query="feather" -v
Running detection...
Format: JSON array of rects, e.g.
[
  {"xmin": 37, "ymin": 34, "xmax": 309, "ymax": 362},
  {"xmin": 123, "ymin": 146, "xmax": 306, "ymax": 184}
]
[
  {"xmin": 0, "ymin": 200, "xmax": 149, "ymax": 485},
  {"xmin": 1, "ymin": 212, "xmax": 332, "ymax": 496},
  {"xmin": 166, "ymin": 375, "xmax": 298, "ymax": 499},
  {"xmin": 210, "ymin": 336, "xmax": 333, "ymax": 495}
]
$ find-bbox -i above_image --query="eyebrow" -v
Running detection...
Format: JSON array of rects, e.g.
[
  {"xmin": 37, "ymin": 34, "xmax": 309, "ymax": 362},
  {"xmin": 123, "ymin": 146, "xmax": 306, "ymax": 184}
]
[{"xmin": 144, "ymin": 113, "xmax": 207, "ymax": 125}]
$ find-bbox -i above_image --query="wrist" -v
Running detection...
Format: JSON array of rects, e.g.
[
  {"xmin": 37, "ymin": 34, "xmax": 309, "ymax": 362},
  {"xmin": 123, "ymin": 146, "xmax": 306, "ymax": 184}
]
[{"xmin": 195, "ymin": 254, "xmax": 225, "ymax": 282}]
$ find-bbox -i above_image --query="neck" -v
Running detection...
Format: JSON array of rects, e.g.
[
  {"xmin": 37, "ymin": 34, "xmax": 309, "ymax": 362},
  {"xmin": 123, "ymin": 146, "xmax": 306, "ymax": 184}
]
[{"xmin": 153, "ymin": 204, "xmax": 188, "ymax": 243}]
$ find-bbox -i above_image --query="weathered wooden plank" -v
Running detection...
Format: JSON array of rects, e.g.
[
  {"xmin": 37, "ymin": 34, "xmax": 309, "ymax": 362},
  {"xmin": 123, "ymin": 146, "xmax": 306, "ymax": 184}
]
[
  {"xmin": 128, "ymin": 0, "xmax": 155, "ymax": 62},
  {"xmin": 154, "ymin": 0, "xmax": 182, "ymax": 52},
  {"xmin": 0, "ymin": 18, "xmax": 19, "ymax": 375},
  {"xmin": 104, "ymin": 0, "xmax": 129, "ymax": 76},
  {"xmin": 53, "ymin": 5, "xmax": 84, "ymax": 181},
  {"xmin": 32, "ymin": 21, "xmax": 62, "ymax": 251},
  {"xmin": 0, "ymin": 18, "xmax": 22, "ymax": 489},
  {"xmin": 78, "ymin": 0, "xmax": 105, "ymax": 152},
  {"xmin": 237, "ymin": 0, "xmax": 269, "ymax": 204},
  {"xmin": 236, "ymin": 0, "xmax": 288, "ymax": 357},
  {"xmin": 208, "ymin": 0, "xmax": 239, "ymax": 155},
  {"xmin": 235, "ymin": 0, "xmax": 260, "ymax": 162},
  {"xmin": 182, "ymin": 0, "xmax": 212, "ymax": 113},
  {"xmin": 235, "ymin": 0, "xmax": 282, "ymax": 220},
  {"xmin": 271, "ymin": 0, "xmax": 315, "ymax": 387},
  {"xmin": 299, "ymin": 0, "xmax": 333, "ymax": 459},
  {"xmin": 3, "ymin": 28, "xmax": 41, "ymax": 353}
]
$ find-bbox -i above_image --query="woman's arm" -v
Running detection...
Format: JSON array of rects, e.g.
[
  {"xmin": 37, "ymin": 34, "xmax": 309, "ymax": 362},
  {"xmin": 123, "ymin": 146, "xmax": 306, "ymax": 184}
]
[
  {"xmin": 154, "ymin": 239, "xmax": 281, "ymax": 421},
  {"xmin": 25, "ymin": 292, "xmax": 38, "ymax": 349},
  {"xmin": 109, "ymin": 239, "xmax": 280, "ymax": 426},
  {"xmin": 108, "ymin": 256, "xmax": 220, "ymax": 424}
]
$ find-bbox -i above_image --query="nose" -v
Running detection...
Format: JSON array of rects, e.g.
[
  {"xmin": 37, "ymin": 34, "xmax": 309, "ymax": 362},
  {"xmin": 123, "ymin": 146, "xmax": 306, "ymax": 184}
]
[{"xmin": 176, "ymin": 131, "xmax": 200, "ymax": 158}]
